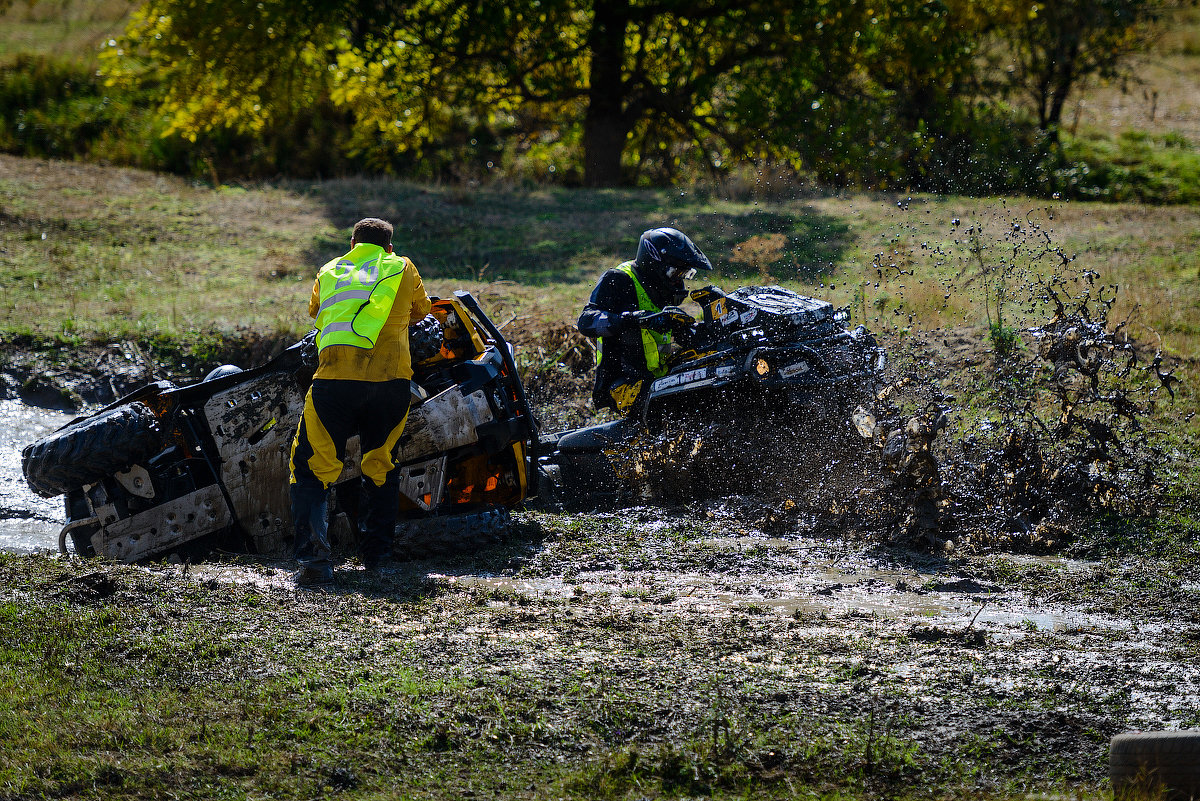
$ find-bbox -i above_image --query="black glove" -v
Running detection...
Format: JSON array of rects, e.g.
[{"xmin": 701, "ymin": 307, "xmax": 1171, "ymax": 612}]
[
  {"xmin": 621, "ymin": 308, "xmax": 694, "ymax": 334},
  {"xmin": 619, "ymin": 310, "xmax": 660, "ymax": 332},
  {"xmin": 298, "ymin": 329, "xmax": 319, "ymax": 366},
  {"xmin": 620, "ymin": 310, "xmax": 668, "ymax": 333}
]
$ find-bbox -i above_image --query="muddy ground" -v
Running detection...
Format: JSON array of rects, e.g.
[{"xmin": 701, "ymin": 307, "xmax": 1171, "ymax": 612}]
[{"xmin": 2, "ymin": 320, "xmax": 1199, "ymax": 798}]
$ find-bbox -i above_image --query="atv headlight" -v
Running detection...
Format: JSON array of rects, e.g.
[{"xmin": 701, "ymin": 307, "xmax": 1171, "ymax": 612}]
[{"xmin": 754, "ymin": 357, "xmax": 771, "ymax": 378}]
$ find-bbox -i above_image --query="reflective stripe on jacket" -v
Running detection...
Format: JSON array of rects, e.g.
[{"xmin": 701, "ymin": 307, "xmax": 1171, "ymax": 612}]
[
  {"xmin": 598, "ymin": 262, "xmax": 670, "ymax": 377},
  {"xmin": 314, "ymin": 243, "xmax": 408, "ymax": 352}
]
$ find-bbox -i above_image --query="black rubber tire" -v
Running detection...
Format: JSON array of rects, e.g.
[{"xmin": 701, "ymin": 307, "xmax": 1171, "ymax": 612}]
[
  {"xmin": 393, "ymin": 506, "xmax": 512, "ymax": 560},
  {"xmin": 539, "ymin": 452, "xmax": 625, "ymax": 511},
  {"xmin": 1110, "ymin": 731, "xmax": 1200, "ymax": 800},
  {"xmin": 409, "ymin": 314, "xmax": 444, "ymax": 364},
  {"xmin": 22, "ymin": 402, "xmax": 162, "ymax": 499}
]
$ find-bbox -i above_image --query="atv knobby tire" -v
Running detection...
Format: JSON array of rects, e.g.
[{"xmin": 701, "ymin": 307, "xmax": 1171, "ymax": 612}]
[
  {"xmin": 1110, "ymin": 730, "xmax": 1200, "ymax": 799},
  {"xmin": 22, "ymin": 402, "xmax": 162, "ymax": 498},
  {"xmin": 409, "ymin": 314, "xmax": 444, "ymax": 364},
  {"xmin": 393, "ymin": 506, "xmax": 511, "ymax": 559}
]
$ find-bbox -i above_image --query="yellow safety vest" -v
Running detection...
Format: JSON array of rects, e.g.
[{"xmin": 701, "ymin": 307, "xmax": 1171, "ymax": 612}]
[
  {"xmin": 599, "ymin": 262, "xmax": 671, "ymax": 377},
  {"xmin": 314, "ymin": 243, "xmax": 408, "ymax": 352}
]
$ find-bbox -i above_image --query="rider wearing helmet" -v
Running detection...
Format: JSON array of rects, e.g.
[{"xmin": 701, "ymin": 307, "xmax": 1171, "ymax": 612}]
[{"xmin": 577, "ymin": 227, "xmax": 713, "ymax": 412}]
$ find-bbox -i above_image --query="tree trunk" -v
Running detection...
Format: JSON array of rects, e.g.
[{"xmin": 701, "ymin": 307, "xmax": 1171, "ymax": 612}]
[{"xmin": 583, "ymin": 0, "xmax": 631, "ymax": 186}]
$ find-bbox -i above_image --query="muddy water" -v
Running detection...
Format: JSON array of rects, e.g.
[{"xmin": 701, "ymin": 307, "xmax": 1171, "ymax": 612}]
[
  {"xmin": 0, "ymin": 400, "xmax": 71, "ymax": 553},
  {"xmin": 433, "ymin": 537, "xmax": 1117, "ymax": 638}
]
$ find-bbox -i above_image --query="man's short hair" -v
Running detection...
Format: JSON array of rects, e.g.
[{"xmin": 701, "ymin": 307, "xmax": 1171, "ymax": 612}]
[{"xmin": 353, "ymin": 218, "xmax": 393, "ymax": 248}]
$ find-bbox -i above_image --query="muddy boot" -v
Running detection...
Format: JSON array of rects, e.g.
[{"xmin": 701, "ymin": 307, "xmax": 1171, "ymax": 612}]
[
  {"xmin": 294, "ymin": 564, "xmax": 334, "ymax": 586},
  {"xmin": 291, "ymin": 481, "xmax": 333, "ymax": 584},
  {"xmin": 358, "ymin": 472, "xmax": 399, "ymax": 571}
]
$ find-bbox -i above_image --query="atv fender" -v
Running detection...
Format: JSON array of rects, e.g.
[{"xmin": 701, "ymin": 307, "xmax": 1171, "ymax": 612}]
[{"xmin": 553, "ymin": 419, "xmax": 638, "ymax": 453}]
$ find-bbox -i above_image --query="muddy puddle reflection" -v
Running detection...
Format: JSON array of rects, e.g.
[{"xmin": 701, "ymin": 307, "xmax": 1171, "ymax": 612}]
[
  {"xmin": 432, "ymin": 529, "xmax": 1121, "ymax": 642},
  {"xmin": 0, "ymin": 400, "xmax": 71, "ymax": 553}
]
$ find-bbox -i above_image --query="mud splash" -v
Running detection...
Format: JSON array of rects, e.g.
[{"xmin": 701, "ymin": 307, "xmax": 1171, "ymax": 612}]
[
  {"xmin": 846, "ymin": 272, "xmax": 1180, "ymax": 552},
  {"xmin": 594, "ymin": 213, "xmax": 1184, "ymax": 558}
]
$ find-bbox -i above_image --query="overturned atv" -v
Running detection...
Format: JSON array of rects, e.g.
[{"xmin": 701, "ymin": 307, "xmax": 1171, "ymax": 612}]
[
  {"xmin": 22, "ymin": 292, "xmax": 539, "ymax": 562},
  {"xmin": 538, "ymin": 284, "xmax": 886, "ymax": 507}
]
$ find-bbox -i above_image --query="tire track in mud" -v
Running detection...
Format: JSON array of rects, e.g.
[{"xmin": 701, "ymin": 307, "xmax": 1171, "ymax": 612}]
[{"xmin": 26, "ymin": 507, "xmax": 1192, "ymax": 793}]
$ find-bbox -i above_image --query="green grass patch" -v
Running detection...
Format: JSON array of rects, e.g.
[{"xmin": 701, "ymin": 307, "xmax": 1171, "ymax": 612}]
[
  {"xmin": 1058, "ymin": 129, "xmax": 1200, "ymax": 204},
  {"xmin": 0, "ymin": 552, "xmax": 1133, "ymax": 800}
]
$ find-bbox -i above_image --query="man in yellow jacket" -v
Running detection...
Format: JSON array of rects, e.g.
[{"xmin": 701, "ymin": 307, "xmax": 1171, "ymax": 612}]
[{"xmin": 289, "ymin": 217, "xmax": 432, "ymax": 584}]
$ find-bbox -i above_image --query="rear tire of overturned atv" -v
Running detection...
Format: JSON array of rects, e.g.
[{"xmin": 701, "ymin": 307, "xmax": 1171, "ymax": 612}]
[
  {"xmin": 393, "ymin": 507, "xmax": 512, "ymax": 560},
  {"xmin": 22, "ymin": 402, "xmax": 162, "ymax": 498}
]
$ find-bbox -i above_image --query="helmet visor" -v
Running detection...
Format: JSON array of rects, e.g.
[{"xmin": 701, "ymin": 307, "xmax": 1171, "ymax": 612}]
[{"xmin": 666, "ymin": 266, "xmax": 697, "ymax": 281}]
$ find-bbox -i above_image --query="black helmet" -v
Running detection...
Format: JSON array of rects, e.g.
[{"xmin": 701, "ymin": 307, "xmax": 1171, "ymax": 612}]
[{"xmin": 634, "ymin": 227, "xmax": 712, "ymax": 306}]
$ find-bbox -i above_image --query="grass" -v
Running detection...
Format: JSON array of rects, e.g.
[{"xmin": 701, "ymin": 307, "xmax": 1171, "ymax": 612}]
[
  {"xmin": 0, "ymin": 542, "xmax": 1153, "ymax": 801},
  {"xmin": 3, "ymin": 155, "xmax": 1200, "ymax": 365},
  {"xmin": 0, "ymin": 0, "xmax": 131, "ymax": 63}
]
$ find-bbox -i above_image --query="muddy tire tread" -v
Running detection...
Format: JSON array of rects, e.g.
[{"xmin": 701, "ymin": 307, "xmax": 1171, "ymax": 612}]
[
  {"xmin": 22, "ymin": 403, "xmax": 161, "ymax": 498},
  {"xmin": 409, "ymin": 314, "xmax": 444, "ymax": 364},
  {"xmin": 393, "ymin": 507, "xmax": 511, "ymax": 559}
]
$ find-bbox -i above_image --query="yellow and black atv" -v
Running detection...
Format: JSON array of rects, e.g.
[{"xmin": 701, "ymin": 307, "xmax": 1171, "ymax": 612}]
[
  {"xmin": 537, "ymin": 284, "xmax": 886, "ymax": 508},
  {"xmin": 22, "ymin": 292, "xmax": 539, "ymax": 562}
]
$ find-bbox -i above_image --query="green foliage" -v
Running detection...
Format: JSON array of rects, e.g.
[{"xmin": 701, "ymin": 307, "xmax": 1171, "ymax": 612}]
[
  {"xmin": 1054, "ymin": 129, "xmax": 1200, "ymax": 203},
  {"xmin": 0, "ymin": 51, "xmax": 367, "ymax": 179},
  {"xmin": 4, "ymin": 0, "xmax": 1197, "ymax": 198},
  {"xmin": 0, "ymin": 55, "xmax": 124, "ymax": 159},
  {"xmin": 989, "ymin": 321, "xmax": 1021, "ymax": 358}
]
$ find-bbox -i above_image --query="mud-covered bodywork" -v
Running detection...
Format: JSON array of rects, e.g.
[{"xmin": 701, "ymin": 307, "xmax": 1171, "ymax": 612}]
[
  {"xmin": 27, "ymin": 292, "xmax": 538, "ymax": 562},
  {"xmin": 537, "ymin": 284, "xmax": 886, "ymax": 506},
  {"xmin": 640, "ymin": 285, "xmax": 885, "ymax": 414}
]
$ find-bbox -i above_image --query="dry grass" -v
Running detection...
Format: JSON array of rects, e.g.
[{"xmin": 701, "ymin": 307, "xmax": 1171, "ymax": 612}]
[
  {"xmin": 0, "ymin": 0, "xmax": 132, "ymax": 63},
  {"xmin": 1070, "ymin": 7, "xmax": 1200, "ymax": 142},
  {"xmin": 3, "ymin": 154, "xmax": 1198, "ymax": 363}
]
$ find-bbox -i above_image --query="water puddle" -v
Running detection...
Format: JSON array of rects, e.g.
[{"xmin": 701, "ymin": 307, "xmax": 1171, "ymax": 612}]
[
  {"xmin": 432, "ymin": 550, "xmax": 1125, "ymax": 638},
  {"xmin": 0, "ymin": 400, "xmax": 72, "ymax": 553}
]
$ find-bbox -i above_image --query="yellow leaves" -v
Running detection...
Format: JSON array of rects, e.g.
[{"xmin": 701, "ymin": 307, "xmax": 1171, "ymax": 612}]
[{"xmin": 159, "ymin": 78, "xmax": 272, "ymax": 141}]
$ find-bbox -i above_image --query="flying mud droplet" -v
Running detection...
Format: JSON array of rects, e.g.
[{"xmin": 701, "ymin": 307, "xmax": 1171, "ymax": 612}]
[{"xmin": 580, "ymin": 213, "xmax": 1180, "ymax": 556}]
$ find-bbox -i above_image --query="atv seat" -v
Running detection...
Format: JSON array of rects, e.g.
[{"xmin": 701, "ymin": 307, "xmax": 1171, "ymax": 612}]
[{"xmin": 553, "ymin": 418, "xmax": 636, "ymax": 453}]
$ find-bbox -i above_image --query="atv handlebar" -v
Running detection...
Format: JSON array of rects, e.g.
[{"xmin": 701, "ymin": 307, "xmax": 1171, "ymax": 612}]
[{"xmin": 628, "ymin": 306, "xmax": 696, "ymax": 335}]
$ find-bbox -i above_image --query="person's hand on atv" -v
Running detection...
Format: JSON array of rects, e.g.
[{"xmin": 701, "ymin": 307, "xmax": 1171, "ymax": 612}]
[
  {"xmin": 621, "ymin": 307, "xmax": 694, "ymax": 335},
  {"xmin": 658, "ymin": 306, "xmax": 694, "ymax": 328},
  {"xmin": 298, "ymin": 328, "xmax": 319, "ymax": 366},
  {"xmin": 620, "ymin": 310, "xmax": 667, "ymax": 332}
]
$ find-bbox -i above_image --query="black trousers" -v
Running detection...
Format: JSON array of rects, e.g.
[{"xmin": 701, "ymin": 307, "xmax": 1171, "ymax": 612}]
[{"xmin": 289, "ymin": 378, "xmax": 411, "ymax": 566}]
